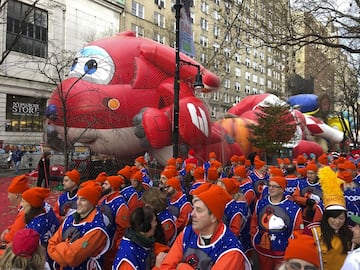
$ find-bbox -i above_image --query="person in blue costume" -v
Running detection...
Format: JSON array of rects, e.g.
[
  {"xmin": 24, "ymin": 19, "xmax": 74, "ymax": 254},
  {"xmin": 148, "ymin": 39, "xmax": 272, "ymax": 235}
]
[
  {"xmin": 161, "ymin": 184, "xmax": 251, "ymax": 270},
  {"xmin": 21, "ymin": 187, "xmax": 60, "ymax": 268},
  {"xmin": 113, "ymin": 206, "xmax": 166, "ymax": 270},
  {"xmin": 48, "ymin": 182, "xmax": 110, "ymax": 270}
]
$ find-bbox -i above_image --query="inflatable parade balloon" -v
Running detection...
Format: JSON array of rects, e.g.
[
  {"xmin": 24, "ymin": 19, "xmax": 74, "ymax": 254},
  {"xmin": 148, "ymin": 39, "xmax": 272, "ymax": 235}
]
[
  {"xmin": 328, "ymin": 116, "xmax": 350, "ymax": 132},
  {"xmin": 287, "ymin": 94, "xmax": 319, "ymax": 114},
  {"xmin": 46, "ymin": 31, "xmax": 344, "ymax": 165}
]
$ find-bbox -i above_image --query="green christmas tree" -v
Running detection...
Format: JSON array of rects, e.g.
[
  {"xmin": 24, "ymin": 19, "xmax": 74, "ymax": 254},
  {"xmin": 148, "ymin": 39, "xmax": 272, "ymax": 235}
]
[{"xmin": 247, "ymin": 102, "xmax": 296, "ymax": 161}]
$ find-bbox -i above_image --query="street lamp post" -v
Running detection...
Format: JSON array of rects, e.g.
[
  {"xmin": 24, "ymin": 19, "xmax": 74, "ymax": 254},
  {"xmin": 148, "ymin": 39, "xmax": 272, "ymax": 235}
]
[
  {"xmin": 173, "ymin": 0, "xmax": 182, "ymax": 158},
  {"xmin": 173, "ymin": 0, "xmax": 204, "ymax": 158}
]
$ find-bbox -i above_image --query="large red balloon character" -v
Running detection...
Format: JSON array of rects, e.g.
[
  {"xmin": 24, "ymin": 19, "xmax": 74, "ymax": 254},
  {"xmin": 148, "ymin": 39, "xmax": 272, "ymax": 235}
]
[{"xmin": 46, "ymin": 31, "xmax": 343, "ymax": 165}]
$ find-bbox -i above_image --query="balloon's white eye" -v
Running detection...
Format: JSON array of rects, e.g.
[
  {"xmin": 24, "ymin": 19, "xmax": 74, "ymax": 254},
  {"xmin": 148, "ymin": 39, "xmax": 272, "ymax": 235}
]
[{"xmin": 68, "ymin": 45, "xmax": 115, "ymax": 85}]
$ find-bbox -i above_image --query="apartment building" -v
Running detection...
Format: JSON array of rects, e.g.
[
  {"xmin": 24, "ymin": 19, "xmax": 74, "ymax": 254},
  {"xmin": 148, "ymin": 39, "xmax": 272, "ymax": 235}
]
[
  {"xmin": 118, "ymin": 0, "xmax": 288, "ymax": 119},
  {"xmin": 286, "ymin": 10, "xmax": 340, "ymax": 112},
  {"xmin": 0, "ymin": 0, "xmax": 124, "ymax": 149}
]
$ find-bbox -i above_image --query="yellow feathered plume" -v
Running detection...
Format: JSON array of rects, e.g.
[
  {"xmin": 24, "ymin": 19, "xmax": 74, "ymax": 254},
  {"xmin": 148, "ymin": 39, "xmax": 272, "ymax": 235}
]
[{"xmin": 318, "ymin": 166, "xmax": 346, "ymax": 210}]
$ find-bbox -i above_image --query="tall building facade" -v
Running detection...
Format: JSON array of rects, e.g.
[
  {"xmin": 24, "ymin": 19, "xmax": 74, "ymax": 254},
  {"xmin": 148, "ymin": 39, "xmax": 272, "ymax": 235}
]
[
  {"xmin": 0, "ymin": 0, "xmax": 124, "ymax": 149},
  {"xmin": 286, "ymin": 10, "xmax": 340, "ymax": 107}
]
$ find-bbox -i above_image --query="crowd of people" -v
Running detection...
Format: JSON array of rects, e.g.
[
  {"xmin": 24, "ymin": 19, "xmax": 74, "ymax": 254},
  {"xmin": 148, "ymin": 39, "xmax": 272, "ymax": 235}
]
[{"xmin": 1, "ymin": 150, "xmax": 360, "ymax": 270}]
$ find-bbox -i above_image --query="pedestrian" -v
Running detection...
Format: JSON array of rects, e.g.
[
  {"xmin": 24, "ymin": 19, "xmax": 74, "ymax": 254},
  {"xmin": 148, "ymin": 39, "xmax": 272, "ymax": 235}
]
[
  {"xmin": 12, "ymin": 146, "xmax": 23, "ymax": 175},
  {"xmin": 0, "ymin": 175, "xmax": 30, "ymax": 244},
  {"xmin": 341, "ymin": 214, "xmax": 360, "ymax": 270},
  {"xmin": 276, "ymin": 231, "xmax": 320, "ymax": 270},
  {"xmin": 6, "ymin": 150, "xmax": 13, "ymax": 169},
  {"xmin": 36, "ymin": 151, "xmax": 51, "ymax": 187},
  {"xmin": 160, "ymin": 184, "xmax": 251, "ymax": 269},
  {"xmin": 251, "ymin": 176, "xmax": 303, "ymax": 270},
  {"xmin": 112, "ymin": 206, "xmax": 165, "ymax": 270},
  {"xmin": 53, "ymin": 169, "xmax": 81, "ymax": 222},
  {"xmin": 48, "ymin": 182, "xmax": 110, "ymax": 269},
  {"xmin": 307, "ymin": 166, "xmax": 353, "ymax": 270},
  {"xmin": 0, "ymin": 228, "xmax": 50, "ymax": 270}
]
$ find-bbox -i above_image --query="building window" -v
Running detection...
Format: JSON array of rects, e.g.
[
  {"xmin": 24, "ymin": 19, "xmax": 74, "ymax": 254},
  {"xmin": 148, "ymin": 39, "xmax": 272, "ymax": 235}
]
[
  {"xmin": 131, "ymin": 24, "xmax": 144, "ymax": 37},
  {"xmin": 260, "ymin": 52, "xmax": 264, "ymax": 60},
  {"xmin": 234, "ymin": 96, "xmax": 241, "ymax": 104},
  {"xmin": 245, "ymin": 85, "xmax": 250, "ymax": 94},
  {"xmin": 200, "ymin": 18, "xmax": 208, "ymax": 31},
  {"xmin": 245, "ymin": 71, "xmax": 250, "ymax": 81},
  {"xmin": 213, "ymin": 92, "xmax": 220, "ymax": 101},
  {"xmin": 235, "ymin": 54, "xmax": 241, "ymax": 64},
  {"xmin": 253, "ymin": 48, "xmax": 258, "ymax": 57},
  {"xmin": 154, "ymin": 12, "xmax": 165, "ymax": 28},
  {"xmin": 214, "ymin": 59, "xmax": 219, "ymax": 70},
  {"xmin": 253, "ymin": 61, "xmax": 257, "ymax": 70},
  {"xmin": 132, "ymin": 1, "xmax": 144, "ymax": 19},
  {"xmin": 213, "ymin": 10, "xmax": 220, "ymax": 21},
  {"xmin": 224, "ymin": 93, "xmax": 230, "ymax": 103},
  {"xmin": 5, "ymin": 94, "xmax": 46, "ymax": 132},
  {"xmin": 259, "ymin": 64, "xmax": 264, "ymax": 73},
  {"xmin": 252, "ymin": 74, "xmax": 258, "ymax": 84},
  {"xmin": 224, "ymin": 48, "xmax": 230, "ymax": 58},
  {"xmin": 224, "ymin": 79, "xmax": 230, "ymax": 89},
  {"xmin": 225, "ymin": 63, "xmax": 231, "ymax": 73},
  {"xmin": 6, "ymin": 0, "xmax": 48, "ymax": 58},
  {"xmin": 153, "ymin": 33, "xmax": 165, "ymax": 44},
  {"xmin": 155, "ymin": 0, "xmax": 165, "ymax": 9},
  {"xmin": 253, "ymin": 88, "xmax": 258, "ymax": 94},
  {"xmin": 214, "ymin": 25, "xmax": 220, "ymax": 38},
  {"xmin": 201, "ymin": 2, "xmax": 209, "ymax": 14},
  {"xmin": 259, "ymin": 77, "xmax": 265, "ymax": 86},
  {"xmin": 211, "ymin": 106, "xmax": 217, "ymax": 118},
  {"xmin": 200, "ymin": 36, "xmax": 208, "ymax": 47},
  {"xmin": 225, "ymin": 34, "xmax": 230, "ymax": 42},
  {"xmin": 200, "ymin": 53, "xmax": 207, "ymax": 64},
  {"xmin": 235, "ymin": 67, "xmax": 241, "ymax": 77},
  {"xmin": 235, "ymin": 82, "xmax": 241, "ymax": 92}
]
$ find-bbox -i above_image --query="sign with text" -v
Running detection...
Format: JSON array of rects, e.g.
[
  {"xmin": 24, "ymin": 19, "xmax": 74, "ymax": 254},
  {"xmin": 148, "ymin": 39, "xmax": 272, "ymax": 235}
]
[
  {"xmin": 180, "ymin": 0, "xmax": 195, "ymax": 57},
  {"xmin": 6, "ymin": 95, "xmax": 46, "ymax": 117}
]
